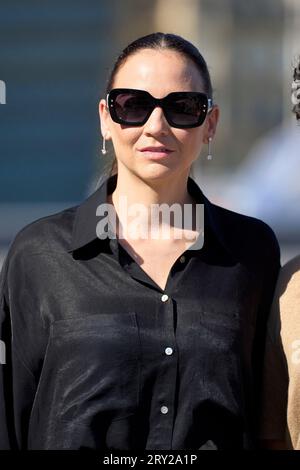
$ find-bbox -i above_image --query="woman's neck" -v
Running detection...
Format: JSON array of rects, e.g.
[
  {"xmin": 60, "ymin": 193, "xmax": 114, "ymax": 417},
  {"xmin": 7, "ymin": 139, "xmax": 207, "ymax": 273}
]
[
  {"xmin": 108, "ymin": 167, "xmax": 194, "ymax": 209},
  {"xmin": 106, "ymin": 167, "xmax": 199, "ymax": 242}
]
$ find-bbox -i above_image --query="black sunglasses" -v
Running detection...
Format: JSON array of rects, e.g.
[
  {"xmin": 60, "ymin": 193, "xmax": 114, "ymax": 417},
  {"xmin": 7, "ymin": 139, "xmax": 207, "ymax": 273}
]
[{"xmin": 106, "ymin": 88, "xmax": 213, "ymax": 129}]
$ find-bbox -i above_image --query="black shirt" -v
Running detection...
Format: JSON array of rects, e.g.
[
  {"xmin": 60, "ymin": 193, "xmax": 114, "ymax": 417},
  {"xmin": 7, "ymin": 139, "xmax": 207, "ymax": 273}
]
[{"xmin": 0, "ymin": 174, "xmax": 280, "ymax": 450}]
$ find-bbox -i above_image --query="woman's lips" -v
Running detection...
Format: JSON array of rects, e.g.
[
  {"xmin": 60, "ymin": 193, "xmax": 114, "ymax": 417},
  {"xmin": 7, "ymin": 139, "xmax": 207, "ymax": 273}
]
[{"xmin": 138, "ymin": 147, "xmax": 174, "ymax": 159}]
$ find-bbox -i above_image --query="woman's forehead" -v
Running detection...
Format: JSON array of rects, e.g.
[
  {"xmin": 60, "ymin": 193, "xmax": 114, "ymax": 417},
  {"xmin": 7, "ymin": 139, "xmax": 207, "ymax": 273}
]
[{"xmin": 112, "ymin": 49, "xmax": 205, "ymax": 93}]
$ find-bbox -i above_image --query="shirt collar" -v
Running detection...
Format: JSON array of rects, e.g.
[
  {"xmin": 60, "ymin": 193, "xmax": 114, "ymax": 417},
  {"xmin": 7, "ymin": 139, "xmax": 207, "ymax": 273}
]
[{"xmin": 68, "ymin": 172, "xmax": 225, "ymax": 255}]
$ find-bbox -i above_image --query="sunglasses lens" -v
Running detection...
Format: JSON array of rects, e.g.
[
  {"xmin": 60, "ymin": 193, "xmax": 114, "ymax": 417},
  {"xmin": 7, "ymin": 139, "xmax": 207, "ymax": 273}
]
[
  {"xmin": 165, "ymin": 94, "xmax": 207, "ymax": 127},
  {"xmin": 113, "ymin": 91, "xmax": 151, "ymax": 124}
]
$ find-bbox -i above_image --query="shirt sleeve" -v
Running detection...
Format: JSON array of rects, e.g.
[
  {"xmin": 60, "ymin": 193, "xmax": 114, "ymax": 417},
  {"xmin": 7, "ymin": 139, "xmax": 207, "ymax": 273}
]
[
  {"xmin": 0, "ymin": 251, "xmax": 37, "ymax": 449},
  {"xmin": 259, "ymin": 270, "xmax": 289, "ymax": 442}
]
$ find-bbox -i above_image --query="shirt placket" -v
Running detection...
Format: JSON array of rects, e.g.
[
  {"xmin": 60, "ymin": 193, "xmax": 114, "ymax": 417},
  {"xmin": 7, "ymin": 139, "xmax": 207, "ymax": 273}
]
[{"xmin": 146, "ymin": 291, "xmax": 178, "ymax": 450}]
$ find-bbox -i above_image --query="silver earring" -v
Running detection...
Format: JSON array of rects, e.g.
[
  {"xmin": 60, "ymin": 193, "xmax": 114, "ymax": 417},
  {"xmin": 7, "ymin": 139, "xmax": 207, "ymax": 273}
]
[
  {"xmin": 101, "ymin": 136, "xmax": 107, "ymax": 155},
  {"xmin": 207, "ymin": 137, "xmax": 212, "ymax": 160}
]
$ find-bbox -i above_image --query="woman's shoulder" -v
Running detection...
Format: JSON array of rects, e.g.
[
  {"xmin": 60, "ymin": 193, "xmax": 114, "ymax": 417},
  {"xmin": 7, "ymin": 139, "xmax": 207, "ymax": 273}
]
[
  {"xmin": 208, "ymin": 200, "xmax": 280, "ymax": 261},
  {"xmin": 211, "ymin": 200, "xmax": 276, "ymax": 232},
  {"xmin": 4, "ymin": 204, "xmax": 78, "ymax": 264}
]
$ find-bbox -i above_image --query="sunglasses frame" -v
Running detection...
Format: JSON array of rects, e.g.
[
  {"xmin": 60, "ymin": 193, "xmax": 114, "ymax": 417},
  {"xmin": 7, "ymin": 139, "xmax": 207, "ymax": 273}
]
[{"xmin": 106, "ymin": 88, "xmax": 213, "ymax": 129}]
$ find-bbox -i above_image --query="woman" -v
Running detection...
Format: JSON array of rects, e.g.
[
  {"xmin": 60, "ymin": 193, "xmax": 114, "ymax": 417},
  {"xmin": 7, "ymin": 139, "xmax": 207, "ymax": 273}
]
[
  {"xmin": 260, "ymin": 58, "xmax": 300, "ymax": 450},
  {"xmin": 0, "ymin": 32, "xmax": 280, "ymax": 450}
]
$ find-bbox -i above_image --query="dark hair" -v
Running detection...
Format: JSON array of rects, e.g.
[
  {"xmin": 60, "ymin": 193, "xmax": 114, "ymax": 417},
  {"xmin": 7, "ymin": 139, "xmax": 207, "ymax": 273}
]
[
  {"xmin": 100, "ymin": 32, "xmax": 213, "ymax": 184},
  {"xmin": 292, "ymin": 58, "xmax": 300, "ymax": 121}
]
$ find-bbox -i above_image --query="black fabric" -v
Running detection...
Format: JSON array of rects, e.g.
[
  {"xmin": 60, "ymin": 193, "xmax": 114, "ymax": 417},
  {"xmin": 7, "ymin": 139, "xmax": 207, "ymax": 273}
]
[{"xmin": 0, "ymin": 174, "xmax": 280, "ymax": 450}]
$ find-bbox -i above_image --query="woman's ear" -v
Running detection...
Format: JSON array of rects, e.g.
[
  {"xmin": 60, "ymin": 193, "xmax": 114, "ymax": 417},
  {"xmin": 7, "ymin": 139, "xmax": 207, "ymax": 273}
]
[
  {"xmin": 204, "ymin": 105, "xmax": 220, "ymax": 143},
  {"xmin": 98, "ymin": 98, "xmax": 112, "ymax": 140}
]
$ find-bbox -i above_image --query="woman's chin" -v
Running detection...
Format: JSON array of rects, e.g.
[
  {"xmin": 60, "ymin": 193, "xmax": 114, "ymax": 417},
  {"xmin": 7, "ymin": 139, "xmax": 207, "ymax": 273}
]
[{"xmin": 138, "ymin": 166, "xmax": 177, "ymax": 183}]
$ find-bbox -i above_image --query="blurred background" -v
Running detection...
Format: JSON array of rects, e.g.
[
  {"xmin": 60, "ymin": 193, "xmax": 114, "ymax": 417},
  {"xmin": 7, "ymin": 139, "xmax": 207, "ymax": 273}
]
[{"xmin": 0, "ymin": 0, "xmax": 299, "ymax": 268}]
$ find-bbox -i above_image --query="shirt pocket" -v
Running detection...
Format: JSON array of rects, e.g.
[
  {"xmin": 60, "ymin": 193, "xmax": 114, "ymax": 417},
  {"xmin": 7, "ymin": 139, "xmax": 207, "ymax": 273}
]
[
  {"xmin": 199, "ymin": 308, "xmax": 241, "ymax": 349},
  {"xmin": 183, "ymin": 309, "xmax": 244, "ymax": 424},
  {"xmin": 29, "ymin": 312, "xmax": 141, "ymax": 442}
]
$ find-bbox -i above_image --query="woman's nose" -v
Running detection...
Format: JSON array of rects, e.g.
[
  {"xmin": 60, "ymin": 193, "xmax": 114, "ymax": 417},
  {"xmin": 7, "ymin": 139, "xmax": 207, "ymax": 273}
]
[{"xmin": 143, "ymin": 106, "xmax": 169, "ymax": 135}]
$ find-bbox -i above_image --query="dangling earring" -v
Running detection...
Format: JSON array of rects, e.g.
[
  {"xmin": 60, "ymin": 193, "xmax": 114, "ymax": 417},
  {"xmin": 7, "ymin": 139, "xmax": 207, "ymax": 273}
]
[
  {"xmin": 101, "ymin": 135, "xmax": 107, "ymax": 155},
  {"xmin": 207, "ymin": 137, "xmax": 212, "ymax": 160}
]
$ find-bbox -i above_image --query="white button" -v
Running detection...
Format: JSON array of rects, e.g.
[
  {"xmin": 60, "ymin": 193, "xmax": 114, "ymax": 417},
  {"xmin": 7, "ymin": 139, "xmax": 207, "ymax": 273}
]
[
  {"xmin": 161, "ymin": 294, "xmax": 169, "ymax": 302},
  {"xmin": 179, "ymin": 255, "xmax": 186, "ymax": 263},
  {"xmin": 165, "ymin": 347, "xmax": 173, "ymax": 355},
  {"xmin": 160, "ymin": 406, "xmax": 169, "ymax": 414}
]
